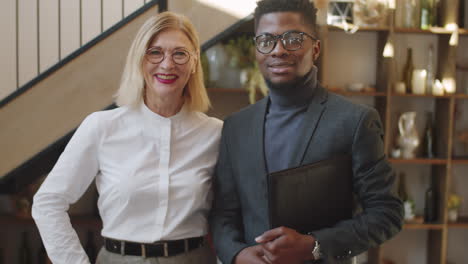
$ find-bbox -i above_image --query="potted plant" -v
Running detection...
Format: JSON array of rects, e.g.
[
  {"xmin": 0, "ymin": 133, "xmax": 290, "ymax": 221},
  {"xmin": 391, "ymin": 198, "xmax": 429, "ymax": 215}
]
[
  {"xmin": 447, "ymin": 193, "xmax": 461, "ymax": 222},
  {"xmin": 224, "ymin": 35, "xmax": 268, "ymax": 104}
]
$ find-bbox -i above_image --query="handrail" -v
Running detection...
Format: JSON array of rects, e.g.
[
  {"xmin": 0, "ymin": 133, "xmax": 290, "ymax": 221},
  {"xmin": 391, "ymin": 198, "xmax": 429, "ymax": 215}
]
[{"xmin": 0, "ymin": 0, "xmax": 168, "ymax": 109}]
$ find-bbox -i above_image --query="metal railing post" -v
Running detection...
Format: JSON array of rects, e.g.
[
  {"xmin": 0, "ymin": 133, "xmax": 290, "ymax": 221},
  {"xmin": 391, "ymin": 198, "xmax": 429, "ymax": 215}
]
[
  {"xmin": 16, "ymin": 0, "xmax": 19, "ymax": 89},
  {"xmin": 58, "ymin": 0, "xmax": 61, "ymax": 60},
  {"xmin": 37, "ymin": 0, "xmax": 40, "ymax": 74},
  {"xmin": 159, "ymin": 0, "xmax": 168, "ymax": 12},
  {"xmin": 79, "ymin": 0, "xmax": 83, "ymax": 46}
]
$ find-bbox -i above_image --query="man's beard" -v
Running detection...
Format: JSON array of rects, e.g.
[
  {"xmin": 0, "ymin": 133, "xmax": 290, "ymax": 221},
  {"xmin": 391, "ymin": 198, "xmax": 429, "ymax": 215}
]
[{"xmin": 264, "ymin": 73, "xmax": 311, "ymax": 92}]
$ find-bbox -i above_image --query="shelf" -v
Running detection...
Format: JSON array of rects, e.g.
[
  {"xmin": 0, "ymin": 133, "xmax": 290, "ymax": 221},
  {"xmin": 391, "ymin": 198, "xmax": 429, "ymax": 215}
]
[
  {"xmin": 327, "ymin": 25, "xmax": 389, "ymax": 32},
  {"xmin": 457, "ymin": 64, "xmax": 468, "ymax": 71},
  {"xmin": 327, "ymin": 25, "xmax": 468, "ymax": 35},
  {"xmin": 207, "ymin": 88, "xmax": 388, "ymax": 98},
  {"xmin": 390, "ymin": 93, "xmax": 452, "ymax": 99},
  {"xmin": 395, "ymin": 27, "xmax": 434, "ymax": 34},
  {"xmin": 206, "ymin": 88, "xmax": 464, "ymax": 99},
  {"xmin": 452, "ymin": 159, "xmax": 468, "ymax": 165},
  {"xmin": 403, "ymin": 223, "xmax": 444, "ymax": 230},
  {"xmin": 454, "ymin": 94, "xmax": 468, "ymax": 99},
  {"xmin": 447, "ymin": 217, "xmax": 468, "ymax": 228},
  {"xmin": 389, "ymin": 158, "xmax": 448, "ymax": 165},
  {"xmin": 395, "ymin": 27, "xmax": 468, "ymax": 35},
  {"xmin": 330, "ymin": 90, "xmax": 386, "ymax": 97}
]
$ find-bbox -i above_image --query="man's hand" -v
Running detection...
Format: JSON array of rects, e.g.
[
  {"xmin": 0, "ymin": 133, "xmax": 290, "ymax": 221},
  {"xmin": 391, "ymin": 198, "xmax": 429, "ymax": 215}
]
[
  {"xmin": 255, "ymin": 226, "xmax": 315, "ymax": 264},
  {"xmin": 234, "ymin": 245, "xmax": 271, "ymax": 264}
]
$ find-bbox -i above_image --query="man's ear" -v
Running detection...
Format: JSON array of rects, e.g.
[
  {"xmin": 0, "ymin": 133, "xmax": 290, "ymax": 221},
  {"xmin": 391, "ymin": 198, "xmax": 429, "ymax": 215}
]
[{"xmin": 313, "ymin": 40, "xmax": 321, "ymax": 61}]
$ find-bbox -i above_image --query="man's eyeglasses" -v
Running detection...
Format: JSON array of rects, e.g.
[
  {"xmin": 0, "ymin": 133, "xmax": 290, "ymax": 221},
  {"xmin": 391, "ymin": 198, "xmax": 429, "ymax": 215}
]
[
  {"xmin": 253, "ymin": 31, "xmax": 318, "ymax": 54},
  {"xmin": 145, "ymin": 47, "xmax": 193, "ymax": 65}
]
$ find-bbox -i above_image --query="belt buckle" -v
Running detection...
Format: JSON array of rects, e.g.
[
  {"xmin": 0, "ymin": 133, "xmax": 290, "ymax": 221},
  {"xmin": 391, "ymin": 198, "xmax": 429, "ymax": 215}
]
[
  {"xmin": 184, "ymin": 239, "xmax": 189, "ymax": 252},
  {"xmin": 120, "ymin": 241, "xmax": 125, "ymax": 256},
  {"xmin": 141, "ymin": 244, "xmax": 146, "ymax": 258},
  {"xmin": 164, "ymin": 242, "xmax": 169, "ymax": 257}
]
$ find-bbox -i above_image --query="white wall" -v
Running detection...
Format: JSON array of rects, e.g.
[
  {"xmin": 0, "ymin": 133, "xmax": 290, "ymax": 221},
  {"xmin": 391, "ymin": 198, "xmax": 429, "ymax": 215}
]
[{"xmin": 169, "ymin": 0, "xmax": 253, "ymax": 44}]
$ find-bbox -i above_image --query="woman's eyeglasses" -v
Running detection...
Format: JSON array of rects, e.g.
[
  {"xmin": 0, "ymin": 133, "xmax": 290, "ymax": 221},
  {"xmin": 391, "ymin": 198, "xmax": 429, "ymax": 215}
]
[
  {"xmin": 253, "ymin": 30, "xmax": 318, "ymax": 54},
  {"xmin": 145, "ymin": 47, "xmax": 192, "ymax": 65}
]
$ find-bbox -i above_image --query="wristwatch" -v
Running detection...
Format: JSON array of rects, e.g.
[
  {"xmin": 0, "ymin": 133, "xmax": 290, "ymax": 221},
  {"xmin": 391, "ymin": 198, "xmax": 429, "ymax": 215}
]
[{"xmin": 311, "ymin": 240, "xmax": 322, "ymax": 260}]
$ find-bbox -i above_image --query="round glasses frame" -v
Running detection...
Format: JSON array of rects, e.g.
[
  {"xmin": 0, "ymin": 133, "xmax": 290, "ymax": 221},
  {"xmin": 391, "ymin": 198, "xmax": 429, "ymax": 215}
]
[
  {"xmin": 253, "ymin": 31, "xmax": 318, "ymax": 54},
  {"xmin": 145, "ymin": 47, "xmax": 193, "ymax": 65}
]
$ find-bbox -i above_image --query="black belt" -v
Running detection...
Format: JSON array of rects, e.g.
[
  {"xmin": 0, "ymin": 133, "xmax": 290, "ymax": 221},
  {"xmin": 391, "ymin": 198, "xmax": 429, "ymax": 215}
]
[{"xmin": 104, "ymin": 236, "xmax": 205, "ymax": 258}]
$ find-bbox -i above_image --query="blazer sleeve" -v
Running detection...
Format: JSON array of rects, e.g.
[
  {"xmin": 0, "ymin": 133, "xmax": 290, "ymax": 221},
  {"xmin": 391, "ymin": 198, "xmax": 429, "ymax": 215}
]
[
  {"xmin": 312, "ymin": 108, "xmax": 404, "ymax": 261},
  {"xmin": 209, "ymin": 122, "xmax": 249, "ymax": 264}
]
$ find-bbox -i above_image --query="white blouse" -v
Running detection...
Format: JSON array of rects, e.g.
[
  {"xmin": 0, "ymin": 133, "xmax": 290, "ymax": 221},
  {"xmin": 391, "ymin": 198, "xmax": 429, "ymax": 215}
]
[{"xmin": 32, "ymin": 103, "xmax": 223, "ymax": 264}]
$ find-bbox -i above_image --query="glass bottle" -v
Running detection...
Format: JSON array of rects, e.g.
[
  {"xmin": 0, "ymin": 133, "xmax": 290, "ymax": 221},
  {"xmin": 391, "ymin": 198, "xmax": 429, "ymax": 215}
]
[
  {"xmin": 432, "ymin": 0, "xmax": 440, "ymax": 26},
  {"xmin": 420, "ymin": 0, "xmax": 433, "ymax": 29},
  {"xmin": 398, "ymin": 172, "xmax": 415, "ymax": 221},
  {"xmin": 403, "ymin": 0, "xmax": 417, "ymax": 28},
  {"xmin": 402, "ymin": 48, "xmax": 414, "ymax": 93},
  {"xmin": 426, "ymin": 45, "xmax": 435, "ymax": 94},
  {"xmin": 397, "ymin": 172, "xmax": 409, "ymax": 201},
  {"xmin": 18, "ymin": 232, "xmax": 31, "ymax": 264},
  {"xmin": 424, "ymin": 184, "xmax": 437, "ymax": 223},
  {"xmin": 423, "ymin": 112, "xmax": 436, "ymax": 158}
]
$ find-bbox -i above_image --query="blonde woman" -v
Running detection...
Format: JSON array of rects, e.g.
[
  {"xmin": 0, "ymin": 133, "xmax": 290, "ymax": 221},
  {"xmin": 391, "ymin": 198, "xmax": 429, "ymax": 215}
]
[{"xmin": 32, "ymin": 12, "xmax": 221, "ymax": 264}]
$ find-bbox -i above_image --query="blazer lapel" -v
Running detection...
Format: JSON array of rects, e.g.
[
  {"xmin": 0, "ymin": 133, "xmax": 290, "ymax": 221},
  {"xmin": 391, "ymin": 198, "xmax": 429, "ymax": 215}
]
[
  {"xmin": 250, "ymin": 97, "xmax": 269, "ymax": 177},
  {"xmin": 290, "ymin": 84, "xmax": 328, "ymax": 167}
]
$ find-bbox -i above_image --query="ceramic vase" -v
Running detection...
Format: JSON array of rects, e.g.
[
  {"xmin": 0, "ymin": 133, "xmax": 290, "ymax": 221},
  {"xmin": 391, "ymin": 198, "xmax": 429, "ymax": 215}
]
[{"xmin": 397, "ymin": 111, "xmax": 420, "ymax": 159}]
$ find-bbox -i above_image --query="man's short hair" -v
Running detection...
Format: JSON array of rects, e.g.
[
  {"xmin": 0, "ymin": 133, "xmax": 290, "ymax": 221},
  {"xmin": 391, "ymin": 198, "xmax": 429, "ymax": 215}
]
[{"xmin": 254, "ymin": 0, "xmax": 318, "ymax": 34}]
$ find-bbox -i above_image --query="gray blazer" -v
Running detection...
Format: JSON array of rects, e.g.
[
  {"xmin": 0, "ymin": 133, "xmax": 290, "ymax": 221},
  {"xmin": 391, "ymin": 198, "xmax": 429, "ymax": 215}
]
[{"xmin": 210, "ymin": 85, "xmax": 404, "ymax": 264}]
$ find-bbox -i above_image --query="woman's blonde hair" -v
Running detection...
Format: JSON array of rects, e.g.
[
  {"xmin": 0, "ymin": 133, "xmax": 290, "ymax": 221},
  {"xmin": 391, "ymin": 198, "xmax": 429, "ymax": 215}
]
[{"xmin": 115, "ymin": 11, "xmax": 210, "ymax": 112}]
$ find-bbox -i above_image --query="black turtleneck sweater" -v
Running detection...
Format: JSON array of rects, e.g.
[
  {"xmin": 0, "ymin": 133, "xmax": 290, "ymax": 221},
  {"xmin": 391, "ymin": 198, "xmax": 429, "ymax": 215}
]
[{"xmin": 264, "ymin": 66, "xmax": 318, "ymax": 173}]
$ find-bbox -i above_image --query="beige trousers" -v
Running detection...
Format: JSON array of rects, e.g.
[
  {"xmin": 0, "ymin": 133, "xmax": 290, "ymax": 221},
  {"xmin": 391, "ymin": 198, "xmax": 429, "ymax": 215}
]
[{"xmin": 95, "ymin": 244, "xmax": 217, "ymax": 264}]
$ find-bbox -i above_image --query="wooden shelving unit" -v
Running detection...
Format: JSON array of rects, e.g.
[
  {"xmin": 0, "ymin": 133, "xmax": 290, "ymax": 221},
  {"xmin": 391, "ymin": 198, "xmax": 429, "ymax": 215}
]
[
  {"xmin": 447, "ymin": 217, "xmax": 468, "ymax": 228},
  {"xmin": 389, "ymin": 158, "xmax": 449, "ymax": 165},
  {"xmin": 454, "ymin": 93, "xmax": 468, "ymax": 99},
  {"xmin": 321, "ymin": 3, "xmax": 468, "ymax": 262},
  {"xmin": 328, "ymin": 25, "xmax": 390, "ymax": 32},
  {"xmin": 451, "ymin": 159, "xmax": 468, "ymax": 165},
  {"xmin": 330, "ymin": 90, "xmax": 387, "ymax": 97},
  {"xmin": 404, "ymin": 223, "xmax": 445, "ymax": 230},
  {"xmin": 328, "ymin": 26, "xmax": 468, "ymax": 35},
  {"xmin": 390, "ymin": 93, "xmax": 453, "ymax": 99},
  {"xmin": 205, "ymin": 1, "xmax": 468, "ymax": 263}
]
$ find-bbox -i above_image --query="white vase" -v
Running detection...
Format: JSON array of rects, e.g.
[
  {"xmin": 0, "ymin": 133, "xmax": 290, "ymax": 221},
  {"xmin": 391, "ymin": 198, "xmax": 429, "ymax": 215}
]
[
  {"xmin": 397, "ymin": 112, "xmax": 420, "ymax": 159},
  {"xmin": 448, "ymin": 209, "xmax": 459, "ymax": 222},
  {"xmin": 404, "ymin": 200, "xmax": 415, "ymax": 221},
  {"xmin": 205, "ymin": 44, "xmax": 228, "ymax": 88}
]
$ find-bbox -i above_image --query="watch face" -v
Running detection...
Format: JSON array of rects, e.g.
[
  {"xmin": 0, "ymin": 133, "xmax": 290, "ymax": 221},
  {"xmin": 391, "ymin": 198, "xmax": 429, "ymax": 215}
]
[{"xmin": 312, "ymin": 241, "xmax": 321, "ymax": 259}]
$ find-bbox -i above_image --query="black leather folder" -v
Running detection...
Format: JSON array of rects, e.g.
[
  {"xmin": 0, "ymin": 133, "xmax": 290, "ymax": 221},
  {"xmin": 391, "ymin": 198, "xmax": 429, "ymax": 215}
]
[{"xmin": 267, "ymin": 155, "xmax": 353, "ymax": 233}]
